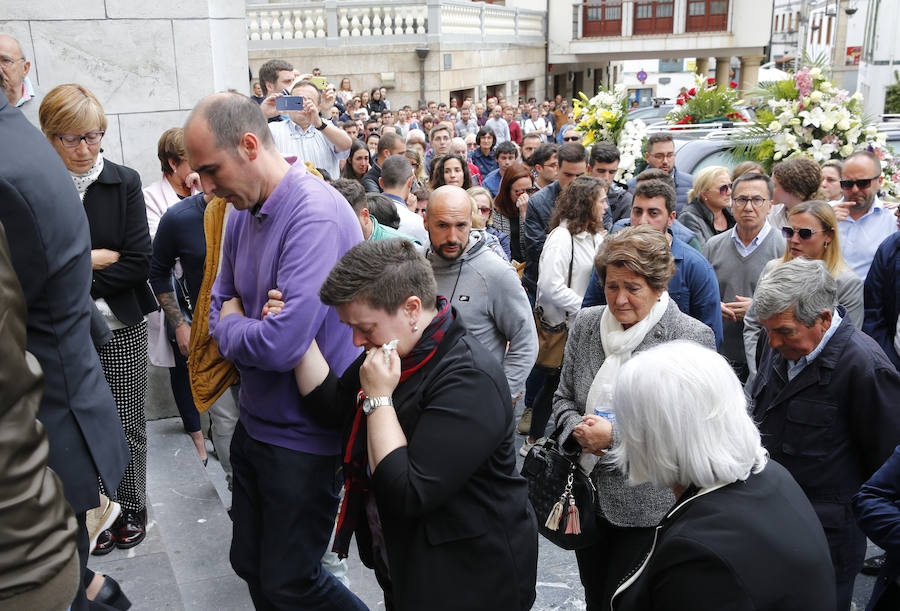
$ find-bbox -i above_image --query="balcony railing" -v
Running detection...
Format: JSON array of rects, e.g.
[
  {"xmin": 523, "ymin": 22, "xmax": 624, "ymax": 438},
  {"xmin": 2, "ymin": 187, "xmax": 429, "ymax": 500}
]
[
  {"xmin": 246, "ymin": 0, "xmax": 545, "ymax": 47},
  {"xmin": 573, "ymin": 0, "xmax": 729, "ymax": 39}
]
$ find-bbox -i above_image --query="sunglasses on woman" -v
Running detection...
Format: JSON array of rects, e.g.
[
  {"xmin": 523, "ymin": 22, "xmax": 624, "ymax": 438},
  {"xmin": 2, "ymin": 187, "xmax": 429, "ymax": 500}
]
[
  {"xmin": 781, "ymin": 226, "xmax": 829, "ymax": 240},
  {"xmin": 717, "ymin": 183, "xmax": 732, "ymax": 195}
]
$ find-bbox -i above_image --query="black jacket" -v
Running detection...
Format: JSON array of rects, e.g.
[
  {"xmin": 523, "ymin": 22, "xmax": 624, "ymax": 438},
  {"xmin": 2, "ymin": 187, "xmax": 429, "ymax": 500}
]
[
  {"xmin": 311, "ymin": 313, "xmax": 537, "ymax": 610},
  {"xmin": 83, "ymin": 159, "xmax": 157, "ymax": 325},
  {"xmin": 749, "ymin": 313, "xmax": 900, "ymax": 580},
  {"xmin": 864, "ymin": 232, "xmax": 900, "ymax": 370},
  {"xmin": 0, "ymin": 98, "xmax": 128, "ymax": 513},
  {"xmin": 361, "ymin": 160, "xmax": 383, "ymax": 194},
  {"xmin": 612, "ymin": 461, "xmax": 835, "ymax": 610}
]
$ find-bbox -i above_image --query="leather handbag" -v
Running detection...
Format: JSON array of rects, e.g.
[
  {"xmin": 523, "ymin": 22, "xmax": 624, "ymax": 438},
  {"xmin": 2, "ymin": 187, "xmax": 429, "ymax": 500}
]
[
  {"xmin": 521, "ymin": 427, "xmax": 601, "ymax": 550},
  {"xmin": 533, "ymin": 234, "xmax": 574, "ymax": 372}
]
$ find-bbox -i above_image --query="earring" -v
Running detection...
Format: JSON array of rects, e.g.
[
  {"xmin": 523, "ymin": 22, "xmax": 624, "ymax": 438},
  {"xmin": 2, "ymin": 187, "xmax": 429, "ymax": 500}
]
[
  {"xmin": 824, "ymin": 242, "xmax": 830, "ymax": 248},
  {"xmin": 413, "ymin": 324, "xmax": 419, "ymax": 332}
]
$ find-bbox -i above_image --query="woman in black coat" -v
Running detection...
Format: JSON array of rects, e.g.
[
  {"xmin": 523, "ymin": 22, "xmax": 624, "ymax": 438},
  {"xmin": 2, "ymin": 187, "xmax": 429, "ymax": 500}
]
[
  {"xmin": 607, "ymin": 341, "xmax": 836, "ymax": 611},
  {"xmin": 41, "ymin": 84, "xmax": 157, "ymax": 555},
  {"xmin": 269, "ymin": 238, "xmax": 538, "ymax": 610}
]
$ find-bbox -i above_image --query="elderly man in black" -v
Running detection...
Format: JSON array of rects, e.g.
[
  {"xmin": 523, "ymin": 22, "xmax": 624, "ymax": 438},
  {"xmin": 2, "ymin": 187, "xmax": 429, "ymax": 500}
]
[{"xmin": 749, "ymin": 257, "xmax": 900, "ymax": 611}]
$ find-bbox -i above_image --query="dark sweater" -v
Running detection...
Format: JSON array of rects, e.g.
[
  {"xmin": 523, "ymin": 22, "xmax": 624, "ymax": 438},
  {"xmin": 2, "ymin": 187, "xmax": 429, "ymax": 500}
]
[{"xmin": 149, "ymin": 193, "xmax": 207, "ymax": 307}]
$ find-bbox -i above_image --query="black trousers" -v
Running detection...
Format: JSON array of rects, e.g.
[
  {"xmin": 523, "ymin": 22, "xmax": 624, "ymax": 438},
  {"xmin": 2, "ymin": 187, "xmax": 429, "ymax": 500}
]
[
  {"xmin": 229, "ymin": 421, "xmax": 367, "ymax": 610},
  {"xmin": 574, "ymin": 519, "xmax": 655, "ymax": 611}
]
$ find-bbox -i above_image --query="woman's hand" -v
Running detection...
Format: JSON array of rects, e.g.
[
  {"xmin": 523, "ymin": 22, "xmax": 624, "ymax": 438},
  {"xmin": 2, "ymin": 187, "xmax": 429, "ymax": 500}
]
[
  {"xmin": 359, "ymin": 343, "xmax": 401, "ymax": 398},
  {"xmin": 262, "ymin": 289, "xmax": 284, "ymax": 318},
  {"xmin": 571, "ymin": 414, "xmax": 613, "ymax": 456},
  {"xmin": 91, "ymin": 248, "xmax": 120, "ymax": 270},
  {"xmin": 184, "ymin": 171, "xmax": 202, "ymax": 193},
  {"xmin": 516, "ymin": 191, "xmax": 530, "ymax": 216}
]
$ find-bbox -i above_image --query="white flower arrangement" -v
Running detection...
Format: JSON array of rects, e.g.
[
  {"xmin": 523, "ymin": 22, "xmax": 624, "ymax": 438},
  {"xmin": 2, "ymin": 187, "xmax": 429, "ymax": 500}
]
[{"xmin": 572, "ymin": 84, "xmax": 647, "ymax": 181}]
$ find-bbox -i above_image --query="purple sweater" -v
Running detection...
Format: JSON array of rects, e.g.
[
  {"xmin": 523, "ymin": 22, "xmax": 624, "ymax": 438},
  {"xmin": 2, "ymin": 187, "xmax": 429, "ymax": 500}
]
[{"xmin": 209, "ymin": 163, "xmax": 363, "ymax": 454}]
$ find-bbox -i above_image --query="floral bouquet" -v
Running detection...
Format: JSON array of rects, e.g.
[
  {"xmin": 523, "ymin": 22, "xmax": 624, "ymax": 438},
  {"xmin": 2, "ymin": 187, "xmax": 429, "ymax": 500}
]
[
  {"xmin": 573, "ymin": 84, "xmax": 647, "ymax": 181},
  {"xmin": 731, "ymin": 66, "xmax": 900, "ymax": 198},
  {"xmin": 666, "ymin": 76, "xmax": 746, "ymax": 125}
]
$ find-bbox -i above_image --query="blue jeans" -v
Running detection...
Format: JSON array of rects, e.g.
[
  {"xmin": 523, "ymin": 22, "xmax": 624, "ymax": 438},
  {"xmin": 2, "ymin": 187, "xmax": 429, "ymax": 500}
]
[{"xmin": 229, "ymin": 422, "xmax": 366, "ymax": 610}]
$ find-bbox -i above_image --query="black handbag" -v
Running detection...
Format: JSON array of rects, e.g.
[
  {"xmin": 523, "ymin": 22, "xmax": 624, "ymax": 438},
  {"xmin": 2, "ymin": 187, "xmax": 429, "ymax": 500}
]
[{"xmin": 521, "ymin": 427, "xmax": 601, "ymax": 550}]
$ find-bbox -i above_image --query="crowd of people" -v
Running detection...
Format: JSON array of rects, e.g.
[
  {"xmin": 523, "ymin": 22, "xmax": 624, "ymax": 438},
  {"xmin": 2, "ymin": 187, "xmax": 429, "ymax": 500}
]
[{"xmin": 1, "ymin": 38, "xmax": 900, "ymax": 611}]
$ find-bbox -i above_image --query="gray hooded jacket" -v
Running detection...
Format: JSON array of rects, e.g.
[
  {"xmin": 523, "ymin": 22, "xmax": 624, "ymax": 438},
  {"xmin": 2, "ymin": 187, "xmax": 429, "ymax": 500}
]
[{"xmin": 428, "ymin": 231, "xmax": 537, "ymax": 399}]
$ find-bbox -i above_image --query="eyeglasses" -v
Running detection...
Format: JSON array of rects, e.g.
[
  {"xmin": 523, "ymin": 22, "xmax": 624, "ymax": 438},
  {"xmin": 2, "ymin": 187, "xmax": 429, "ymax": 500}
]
[
  {"xmin": 781, "ymin": 226, "xmax": 829, "ymax": 240},
  {"xmin": 478, "ymin": 206, "xmax": 492, "ymax": 215},
  {"xmin": 513, "ymin": 186, "xmax": 538, "ymax": 196},
  {"xmin": 839, "ymin": 176, "xmax": 880, "ymax": 190},
  {"xmin": 716, "ymin": 184, "xmax": 732, "ymax": 196},
  {"xmin": 732, "ymin": 196, "xmax": 769, "ymax": 209},
  {"xmin": 0, "ymin": 55, "xmax": 25, "ymax": 67},
  {"xmin": 57, "ymin": 131, "xmax": 105, "ymax": 148},
  {"xmin": 563, "ymin": 136, "xmax": 581, "ymax": 142}
]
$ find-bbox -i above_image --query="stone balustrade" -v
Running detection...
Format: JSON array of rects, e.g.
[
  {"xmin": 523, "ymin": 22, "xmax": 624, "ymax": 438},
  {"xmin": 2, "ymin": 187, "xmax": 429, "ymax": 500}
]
[{"xmin": 246, "ymin": 0, "xmax": 545, "ymax": 48}]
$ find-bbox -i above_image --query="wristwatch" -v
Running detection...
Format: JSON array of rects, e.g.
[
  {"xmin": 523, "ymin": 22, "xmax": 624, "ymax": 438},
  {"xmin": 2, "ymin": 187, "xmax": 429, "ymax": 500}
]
[
  {"xmin": 315, "ymin": 117, "xmax": 329, "ymax": 131},
  {"xmin": 363, "ymin": 396, "xmax": 392, "ymax": 415}
]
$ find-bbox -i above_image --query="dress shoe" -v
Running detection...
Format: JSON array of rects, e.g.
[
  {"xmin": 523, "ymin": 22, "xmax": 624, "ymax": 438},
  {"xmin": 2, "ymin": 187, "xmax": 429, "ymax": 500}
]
[
  {"xmin": 862, "ymin": 553, "xmax": 886, "ymax": 576},
  {"xmin": 114, "ymin": 509, "xmax": 146, "ymax": 549},
  {"xmin": 94, "ymin": 575, "xmax": 132, "ymax": 610},
  {"xmin": 91, "ymin": 529, "xmax": 116, "ymax": 556}
]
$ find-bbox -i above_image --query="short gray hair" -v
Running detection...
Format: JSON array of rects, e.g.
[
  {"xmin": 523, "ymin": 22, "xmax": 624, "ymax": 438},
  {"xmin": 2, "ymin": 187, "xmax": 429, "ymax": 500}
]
[
  {"xmin": 753, "ymin": 258, "xmax": 836, "ymax": 326},
  {"xmin": 610, "ymin": 341, "xmax": 767, "ymax": 489}
]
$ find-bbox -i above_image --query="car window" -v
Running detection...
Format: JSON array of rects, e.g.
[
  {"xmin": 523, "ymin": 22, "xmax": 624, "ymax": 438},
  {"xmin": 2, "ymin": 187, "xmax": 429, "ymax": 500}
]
[{"xmin": 692, "ymin": 149, "xmax": 739, "ymax": 174}]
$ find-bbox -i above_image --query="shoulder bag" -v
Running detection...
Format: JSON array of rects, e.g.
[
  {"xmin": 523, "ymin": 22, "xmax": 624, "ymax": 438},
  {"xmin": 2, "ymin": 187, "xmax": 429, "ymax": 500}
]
[{"xmin": 533, "ymin": 233, "xmax": 574, "ymax": 372}]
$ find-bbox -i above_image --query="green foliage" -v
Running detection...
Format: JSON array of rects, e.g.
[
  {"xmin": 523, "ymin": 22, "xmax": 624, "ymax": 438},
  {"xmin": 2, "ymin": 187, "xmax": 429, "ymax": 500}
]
[{"xmin": 885, "ymin": 71, "xmax": 900, "ymax": 114}]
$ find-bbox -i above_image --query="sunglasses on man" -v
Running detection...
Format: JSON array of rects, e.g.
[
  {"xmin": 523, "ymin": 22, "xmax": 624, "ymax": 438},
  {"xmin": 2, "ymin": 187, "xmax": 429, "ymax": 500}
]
[{"xmin": 839, "ymin": 176, "xmax": 880, "ymax": 190}]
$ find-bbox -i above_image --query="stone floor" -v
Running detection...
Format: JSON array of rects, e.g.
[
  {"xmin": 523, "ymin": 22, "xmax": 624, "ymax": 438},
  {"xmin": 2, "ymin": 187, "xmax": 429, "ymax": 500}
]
[{"xmin": 89, "ymin": 413, "xmax": 878, "ymax": 610}]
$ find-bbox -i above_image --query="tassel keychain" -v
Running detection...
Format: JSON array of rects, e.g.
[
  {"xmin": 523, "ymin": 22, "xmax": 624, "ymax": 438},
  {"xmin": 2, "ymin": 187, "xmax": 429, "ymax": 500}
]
[
  {"xmin": 545, "ymin": 497, "xmax": 565, "ymax": 531},
  {"xmin": 564, "ymin": 495, "xmax": 581, "ymax": 535}
]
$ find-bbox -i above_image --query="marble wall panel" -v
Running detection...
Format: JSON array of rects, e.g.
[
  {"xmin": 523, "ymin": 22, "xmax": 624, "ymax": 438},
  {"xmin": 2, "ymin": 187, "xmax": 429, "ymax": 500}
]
[
  {"xmin": 118, "ymin": 110, "xmax": 192, "ymax": 186},
  {"xmin": 104, "ymin": 0, "xmax": 209, "ymax": 19},
  {"xmin": 209, "ymin": 0, "xmax": 246, "ymax": 19},
  {"xmin": 3, "ymin": 0, "xmax": 105, "ymax": 21},
  {"xmin": 101, "ymin": 114, "xmax": 124, "ymax": 166},
  {"xmin": 209, "ymin": 19, "xmax": 250, "ymax": 93},
  {"xmin": 30, "ymin": 20, "xmax": 179, "ymax": 116},
  {"xmin": 173, "ymin": 20, "xmax": 216, "ymax": 110}
]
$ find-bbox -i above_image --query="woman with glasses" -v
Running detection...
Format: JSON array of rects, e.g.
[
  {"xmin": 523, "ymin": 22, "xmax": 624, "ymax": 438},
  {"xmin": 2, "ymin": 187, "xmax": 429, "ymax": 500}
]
[
  {"xmin": 743, "ymin": 200, "xmax": 864, "ymax": 382},
  {"xmin": 680, "ymin": 165, "xmax": 736, "ymax": 247},
  {"xmin": 492, "ymin": 161, "xmax": 535, "ymax": 263},
  {"xmin": 404, "ymin": 148, "xmax": 427, "ymax": 188},
  {"xmin": 340, "ymin": 139, "xmax": 371, "ymax": 182},
  {"xmin": 39, "ymin": 85, "xmax": 156, "ymax": 560},
  {"xmin": 522, "ymin": 176, "xmax": 609, "ymax": 456},
  {"xmin": 468, "ymin": 185, "xmax": 511, "ymax": 261}
]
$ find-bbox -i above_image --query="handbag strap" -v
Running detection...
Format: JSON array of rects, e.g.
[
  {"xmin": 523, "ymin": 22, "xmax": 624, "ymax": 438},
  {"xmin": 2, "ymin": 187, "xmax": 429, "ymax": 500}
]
[{"xmin": 566, "ymin": 232, "xmax": 574, "ymax": 288}]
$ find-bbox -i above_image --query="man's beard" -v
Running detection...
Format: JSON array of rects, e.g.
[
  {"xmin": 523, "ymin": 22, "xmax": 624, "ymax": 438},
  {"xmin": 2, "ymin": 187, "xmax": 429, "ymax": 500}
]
[
  {"xmin": 435, "ymin": 240, "xmax": 467, "ymax": 261},
  {"xmin": 848, "ymin": 192, "xmax": 875, "ymax": 212}
]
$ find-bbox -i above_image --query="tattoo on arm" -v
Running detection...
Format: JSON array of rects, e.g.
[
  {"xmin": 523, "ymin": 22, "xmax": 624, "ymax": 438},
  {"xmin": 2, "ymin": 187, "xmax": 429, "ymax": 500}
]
[{"xmin": 157, "ymin": 291, "xmax": 186, "ymax": 329}]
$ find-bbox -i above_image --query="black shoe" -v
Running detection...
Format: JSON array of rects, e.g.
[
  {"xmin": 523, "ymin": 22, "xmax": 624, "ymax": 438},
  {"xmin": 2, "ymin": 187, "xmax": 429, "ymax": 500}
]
[
  {"xmin": 114, "ymin": 509, "xmax": 146, "ymax": 549},
  {"xmin": 94, "ymin": 575, "xmax": 132, "ymax": 610},
  {"xmin": 91, "ymin": 529, "xmax": 116, "ymax": 556},
  {"xmin": 862, "ymin": 553, "xmax": 887, "ymax": 576}
]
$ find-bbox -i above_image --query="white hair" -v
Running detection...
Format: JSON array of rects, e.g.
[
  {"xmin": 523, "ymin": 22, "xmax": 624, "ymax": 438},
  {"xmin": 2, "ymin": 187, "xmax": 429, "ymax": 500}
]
[
  {"xmin": 406, "ymin": 128, "xmax": 426, "ymax": 144},
  {"xmin": 450, "ymin": 137, "xmax": 467, "ymax": 155},
  {"xmin": 610, "ymin": 341, "xmax": 767, "ymax": 489}
]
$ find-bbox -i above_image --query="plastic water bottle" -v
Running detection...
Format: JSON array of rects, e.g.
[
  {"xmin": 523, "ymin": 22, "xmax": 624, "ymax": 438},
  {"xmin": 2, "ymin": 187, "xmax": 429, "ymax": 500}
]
[{"xmin": 593, "ymin": 383, "xmax": 616, "ymax": 423}]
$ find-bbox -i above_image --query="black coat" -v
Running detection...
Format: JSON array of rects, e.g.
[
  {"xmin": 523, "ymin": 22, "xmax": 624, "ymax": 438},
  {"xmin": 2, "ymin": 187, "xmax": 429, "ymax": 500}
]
[
  {"xmin": 313, "ymin": 313, "xmax": 537, "ymax": 610},
  {"xmin": 0, "ymin": 99, "xmax": 128, "ymax": 513},
  {"xmin": 612, "ymin": 461, "xmax": 835, "ymax": 610},
  {"xmin": 749, "ymin": 313, "xmax": 900, "ymax": 582},
  {"xmin": 83, "ymin": 159, "xmax": 157, "ymax": 325}
]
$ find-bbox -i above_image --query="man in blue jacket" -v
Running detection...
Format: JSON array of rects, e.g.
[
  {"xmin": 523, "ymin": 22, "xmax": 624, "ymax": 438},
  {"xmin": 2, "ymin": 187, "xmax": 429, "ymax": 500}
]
[
  {"xmin": 626, "ymin": 133, "xmax": 693, "ymax": 214},
  {"xmin": 863, "ymin": 225, "xmax": 900, "ymax": 371},
  {"xmin": 750, "ymin": 258, "xmax": 900, "ymax": 611},
  {"xmin": 582, "ymin": 179, "xmax": 723, "ymax": 348}
]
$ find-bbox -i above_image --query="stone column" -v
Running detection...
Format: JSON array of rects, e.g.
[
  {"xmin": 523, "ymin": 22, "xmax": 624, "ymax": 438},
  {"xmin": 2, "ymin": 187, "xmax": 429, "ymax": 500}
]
[
  {"xmin": 739, "ymin": 55, "xmax": 765, "ymax": 93},
  {"xmin": 695, "ymin": 57, "xmax": 710, "ymax": 77},
  {"xmin": 715, "ymin": 56, "xmax": 731, "ymax": 86}
]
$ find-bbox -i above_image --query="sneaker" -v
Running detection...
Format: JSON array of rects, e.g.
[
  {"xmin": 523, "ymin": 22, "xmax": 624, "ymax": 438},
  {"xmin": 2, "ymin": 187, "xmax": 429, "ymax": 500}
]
[
  {"xmin": 86, "ymin": 494, "xmax": 120, "ymax": 554},
  {"xmin": 519, "ymin": 438, "xmax": 536, "ymax": 457},
  {"xmin": 517, "ymin": 407, "xmax": 533, "ymax": 435}
]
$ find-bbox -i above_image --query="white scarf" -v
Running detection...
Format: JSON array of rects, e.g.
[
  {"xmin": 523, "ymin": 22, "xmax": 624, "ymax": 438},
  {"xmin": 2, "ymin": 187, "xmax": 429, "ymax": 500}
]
[
  {"xmin": 585, "ymin": 291, "xmax": 670, "ymax": 413},
  {"xmin": 71, "ymin": 155, "xmax": 104, "ymax": 201},
  {"xmin": 578, "ymin": 292, "xmax": 669, "ymax": 474}
]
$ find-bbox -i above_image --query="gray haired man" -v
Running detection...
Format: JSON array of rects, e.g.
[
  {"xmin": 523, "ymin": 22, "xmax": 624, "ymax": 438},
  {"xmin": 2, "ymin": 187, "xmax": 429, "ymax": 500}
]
[{"xmin": 748, "ymin": 257, "xmax": 900, "ymax": 611}]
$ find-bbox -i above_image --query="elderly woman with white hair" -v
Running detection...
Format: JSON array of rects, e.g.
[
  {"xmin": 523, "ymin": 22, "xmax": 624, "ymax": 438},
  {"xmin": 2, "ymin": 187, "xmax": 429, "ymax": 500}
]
[
  {"xmin": 608, "ymin": 341, "xmax": 836, "ymax": 610},
  {"xmin": 550, "ymin": 225, "xmax": 715, "ymax": 609}
]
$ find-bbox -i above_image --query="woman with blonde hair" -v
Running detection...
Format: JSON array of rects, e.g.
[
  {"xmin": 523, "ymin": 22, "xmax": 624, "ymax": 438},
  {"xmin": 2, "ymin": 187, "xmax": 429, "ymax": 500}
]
[
  {"xmin": 40, "ymin": 82, "xmax": 155, "ymax": 600},
  {"xmin": 404, "ymin": 148, "xmax": 428, "ymax": 187},
  {"xmin": 337, "ymin": 77, "xmax": 354, "ymax": 104},
  {"xmin": 468, "ymin": 185, "xmax": 511, "ymax": 260},
  {"xmin": 680, "ymin": 165, "xmax": 735, "ymax": 247},
  {"xmin": 743, "ymin": 199, "xmax": 863, "ymax": 381}
]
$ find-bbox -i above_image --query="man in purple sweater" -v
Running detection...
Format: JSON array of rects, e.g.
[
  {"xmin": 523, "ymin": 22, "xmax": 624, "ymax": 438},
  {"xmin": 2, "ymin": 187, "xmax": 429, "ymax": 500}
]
[{"xmin": 185, "ymin": 92, "xmax": 366, "ymax": 609}]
